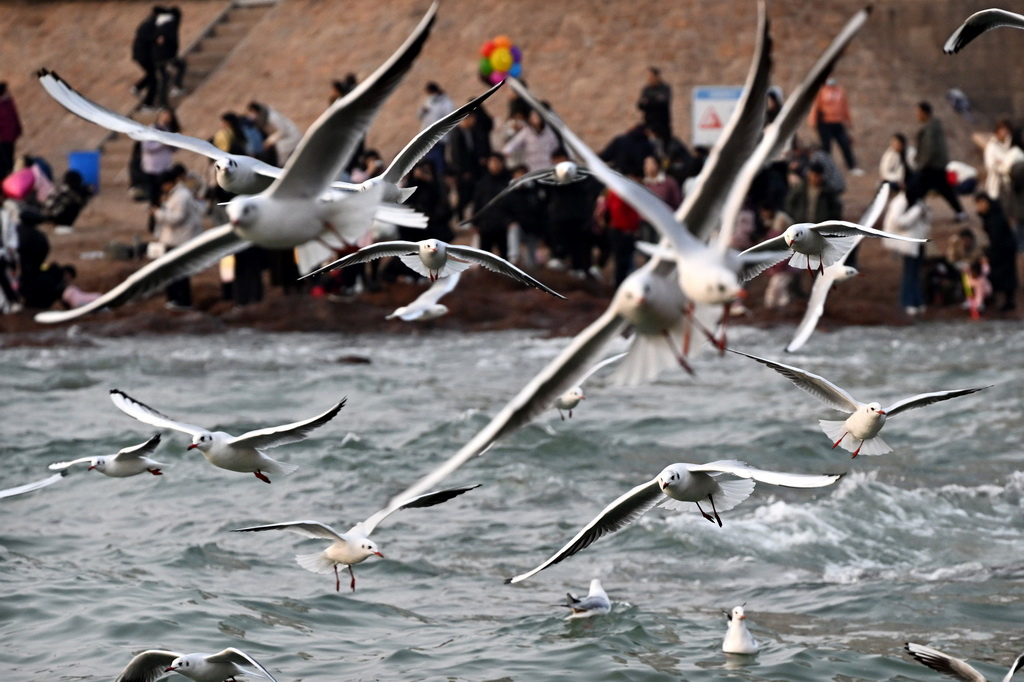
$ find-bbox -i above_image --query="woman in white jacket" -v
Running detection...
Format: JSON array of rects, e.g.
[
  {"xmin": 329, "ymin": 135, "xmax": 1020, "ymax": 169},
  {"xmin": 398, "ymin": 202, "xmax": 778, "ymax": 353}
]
[{"xmin": 883, "ymin": 182, "xmax": 931, "ymax": 315}]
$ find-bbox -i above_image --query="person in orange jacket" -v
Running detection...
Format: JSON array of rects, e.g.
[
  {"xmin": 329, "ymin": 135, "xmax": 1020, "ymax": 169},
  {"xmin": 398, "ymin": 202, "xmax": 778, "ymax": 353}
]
[{"xmin": 808, "ymin": 77, "xmax": 863, "ymax": 176}]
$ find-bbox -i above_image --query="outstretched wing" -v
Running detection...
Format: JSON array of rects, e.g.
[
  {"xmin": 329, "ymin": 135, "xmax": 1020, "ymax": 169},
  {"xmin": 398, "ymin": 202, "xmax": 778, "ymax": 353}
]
[
  {"xmin": 34, "ymin": 225, "xmax": 247, "ymax": 324},
  {"xmin": 386, "ymin": 308, "xmax": 628, "ymax": 507},
  {"xmin": 461, "ymin": 167, "xmax": 556, "ymax": 225},
  {"xmin": 382, "ymin": 81, "xmax": 504, "ymax": 187},
  {"xmin": 904, "ymin": 642, "xmax": 986, "ymax": 682},
  {"xmin": 884, "ymin": 387, "xmax": 989, "ymax": 418},
  {"xmin": 300, "ymin": 241, "xmax": 419, "ymax": 279},
  {"xmin": 389, "ymin": 271, "xmax": 461, "ymax": 320},
  {"xmin": 445, "ymin": 245, "xmax": 565, "ymax": 298},
  {"xmin": 505, "ymin": 478, "xmax": 662, "ymax": 583},
  {"xmin": 811, "ymin": 219, "xmax": 927, "ymax": 243},
  {"xmin": 727, "ymin": 349, "xmax": 861, "ymax": 413},
  {"xmin": 576, "ymin": 352, "xmax": 628, "ymax": 388},
  {"xmin": 109, "ymin": 389, "xmax": 207, "ymax": 438},
  {"xmin": 944, "ymin": 9, "xmax": 1024, "ymax": 54},
  {"xmin": 0, "ymin": 472, "xmax": 66, "ymax": 498},
  {"xmin": 354, "ymin": 484, "xmax": 481, "ymax": 536},
  {"xmin": 717, "ymin": 5, "xmax": 871, "ymax": 248},
  {"xmin": 115, "ymin": 649, "xmax": 183, "ymax": 682},
  {"xmin": 38, "ymin": 69, "xmax": 229, "ymax": 162},
  {"xmin": 230, "ymin": 398, "xmax": 346, "ymax": 449},
  {"xmin": 47, "ymin": 458, "xmax": 92, "ymax": 472},
  {"xmin": 268, "ymin": 2, "xmax": 437, "ymax": 199},
  {"xmin": 688, "ymin": 459, "xmax": 841, "ymax": 488},
  {"xmin": 206, "ymin": 648, "xmax": 277, "ymax": 682},
  {"xmin": 115, "ymin": 434, "xmax": 162, "ymax": 460},
  {"xmin": 231, "ymin": 520, "xmax": 345, "ymax": 542}
]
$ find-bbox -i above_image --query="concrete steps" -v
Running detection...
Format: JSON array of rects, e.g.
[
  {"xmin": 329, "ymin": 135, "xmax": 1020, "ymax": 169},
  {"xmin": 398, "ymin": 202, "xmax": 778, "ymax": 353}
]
[{"xmin": 96, "ymin": 1, "xmax": 276, "ymax": 193}]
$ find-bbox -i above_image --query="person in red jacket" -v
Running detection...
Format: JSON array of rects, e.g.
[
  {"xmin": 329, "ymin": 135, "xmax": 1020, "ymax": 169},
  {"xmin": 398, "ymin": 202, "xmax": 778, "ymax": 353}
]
[
  {"xmin": 603, "ymin": 182, "xmax": 642, "ymax": 286},
  {"xmin": 808, "ymin": 77, "xmax": 863, "ymax": 176},
  {"xmin": 0, "ymin": 82, "xmax": 23, "ymax": 180}
]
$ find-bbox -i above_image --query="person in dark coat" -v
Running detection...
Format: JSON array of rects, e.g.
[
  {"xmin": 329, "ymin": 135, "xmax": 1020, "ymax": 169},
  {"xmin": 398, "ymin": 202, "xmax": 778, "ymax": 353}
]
[
  {"xmin": 546, "ymin": 148, "xmax": 602, "ymax": 273},
  {"xmin": 447, "ymin": 111, "xmax": 491, "ymax": 219},
  {"xmin": 599, "ymin": 123, "xmax": 655, "ymax": 178},
  {"xmin": 975, "ymin": 192, "xmax": 1018, "ymax": 310},
  {"xmin": 469, "ymin": 153, "xmax": 512, "ymax": 259},
  {"xmin": 914, "ymin": 100, "xmax": 965, "ymax": 219},
  {"xmin": 131, "ymin": 7, "xmax": 161, "ymax": 107},
  {"xmin": 0, "ymin": 83, "xmax": 23, "ymax": 180},
  {"xmin": 637, "ymin": 67, "xmax": 672, "ymax": 148}
]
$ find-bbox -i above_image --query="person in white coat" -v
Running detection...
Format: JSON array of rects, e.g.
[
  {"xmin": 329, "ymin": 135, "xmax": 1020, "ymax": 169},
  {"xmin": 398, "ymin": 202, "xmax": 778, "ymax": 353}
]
[{"xmin": 883, "ymin": 182, "xmax": 931, "ymax": 315}]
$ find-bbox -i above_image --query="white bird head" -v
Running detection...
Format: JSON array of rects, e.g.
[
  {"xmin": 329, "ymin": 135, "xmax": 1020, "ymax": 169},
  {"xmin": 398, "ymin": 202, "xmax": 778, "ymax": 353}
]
[
  {"xmin": 685, "ymin": 263, "xmax": 744, "ymax": 305},
  {"xmin": 836, "ymin": 265, "xmax": 860, "ymax": 282},
  {"xmin": 187, "ymin": 432, "xmax": 215, "ymax": 453},
  {"xmin": 864, "ymin": 401, "xmax": 886, "ymax": 417},
  {"xmin": 657, "ymin": 464, "xmax": 687, "ymax": 492},
  {"xmin": 553, "ymin": 160, "xmax": 578, "ymax": 183},
  {"xmin": 589, "ymin": 578, "xmax": 605, "ymax": 594},
  {"xmin": 566, "ymin": 387, "xmax": 585, "ymax": 403},
  {"xmin": 419, "ymin": 239, "xmax": 442, "ymax": 256},
  {"xmin": 225, "ymin": 197, "xmax": 259, "ymax": 230},
  {"xmin": 616, "ymin": 272, "xmax": 653, "ymax": 309},
  {"xmin": 355, "ymin": 537, "xmax": 383, "ymax": 561},
  {"xmin": 87, "ymin": 457, "xmax": 106, "ymax": 472},
  {"xmin": 165, "ymin": 653, "xmax": 199, "ymax": 674},
  {"xmin": 727, "ymin": 605, "xmax": 747, "ymax": 622},
  {"xmin": 214, "ymin": 157, "xmax": 236, "ymax": 178},
  {"xmin": 783, "ymin": 224, "xmax": 810, "ymax": 247}
]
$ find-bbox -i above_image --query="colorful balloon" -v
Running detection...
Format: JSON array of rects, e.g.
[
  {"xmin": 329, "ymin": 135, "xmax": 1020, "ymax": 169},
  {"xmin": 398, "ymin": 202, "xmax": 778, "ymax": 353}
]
[
  {"xmin": 493, "ymin": 35, "xmax": 511, "ymax": 49},
  {"xmin": 478, "ymin": 35, "xmax": 522, "ymax": 84},
  {"xmin": 489, "ymin": 70, "xmax": 506, "ymax": 85},
  {"xmin": 491, "ymin": 47, "xmax": 513, "ymax": 72},
  {"xmin": 479, "ymin": 57, "xmax": 493, "ymax": 76}
]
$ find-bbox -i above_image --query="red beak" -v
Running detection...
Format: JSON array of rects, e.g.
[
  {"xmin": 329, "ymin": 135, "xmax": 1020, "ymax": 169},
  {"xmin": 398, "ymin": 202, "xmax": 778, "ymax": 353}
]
[
  {"xmin": 187, "ymin": 444, "xmax": 198, "ymax": 450},
  {"xmin": 878, "ymin": 410, "xmax": 887, "ymax": 415},
  {"xmin": 374, "ymin": 551, "xmax": 384, "ymax": 558},
  {"xmin": 735, "ymin": 289, "xmax": 748, "ymax": 299},
  {"xmin": 87, "ymin": 465, "xmax": 96, "ymax": 471},
  {"xmin": 164, "ymin": 667, "xmax": 177, "ymax": 672}
]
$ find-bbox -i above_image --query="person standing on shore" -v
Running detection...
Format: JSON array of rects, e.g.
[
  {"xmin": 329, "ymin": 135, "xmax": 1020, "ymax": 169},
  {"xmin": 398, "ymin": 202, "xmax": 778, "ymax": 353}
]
[
  {"xmin": 0, "ymin": 82, "xmax": 23, "ymax": 180},
  {"xmin": 913, "ymin": 101, "xmax": 966, "ymax": 221},
  {"xmin": 808, "ymin": 77, "xmax": 862, "ymax": 176}
]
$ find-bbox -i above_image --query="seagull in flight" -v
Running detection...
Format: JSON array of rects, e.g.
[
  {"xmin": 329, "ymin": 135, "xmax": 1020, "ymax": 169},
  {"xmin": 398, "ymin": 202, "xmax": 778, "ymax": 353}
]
[
  {"xmin": 386, "ymin": 271, "xmax": 461, "ymax": 321},
  {"xmin": 35, "ymin": 2, "xmax": 439, "ymax": 324},
  {"xmin": 553, "ymin": 352, "xmax": 626, "ymax": 419},
  {"xmin": 301, "ymin": 238, "xmax": 564, "ymax": 297},
  {"xmin": 462, "ymin": 159, "xmax": 592, "ymax": 225},
  {"xmin": 233, "ymin": 484, "xmax": 479, "ymax": 592},
  {"xmin": 729, "ymin": 349, "xmax": 989, "ymax": 457},
  {"xmin": 114, "ymin": 647, "xmax": 276, "ymax": 682},
  {"xmin": 506, "ymin": 460, "xmax": 840, "ymax": 583},
  {"xmin": 905, "ymin": 641, "xmax": 1024, "ymax": 681},
  {"xmin": 944, "ymin": 9, "xmax": 1024, "ymax": 54},
  {"xmin": 109, "ymin": 389, "xmax": 345, "ymax": 482},
  {"xmin": 48, "ymin": 434, "xmax": 167, "ymax": 477}
]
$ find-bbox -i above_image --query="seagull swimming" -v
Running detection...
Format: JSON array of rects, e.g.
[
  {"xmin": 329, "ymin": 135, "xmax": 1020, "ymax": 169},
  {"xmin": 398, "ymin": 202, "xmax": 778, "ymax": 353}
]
[
  {"xmin": 562, "ymin": 578, "xmax": 611, "ymax": 620},
  {"xmin": 730, "ymin": 349, "xmax": 989, "ymax": 456},
  {"xmin": 553, "ymin": 352, "xmax": 627, "ymax": 419},
  {"xmin": 506, "ymin": 460, "xmax": 840, "ymax": 583},
  {"xmin": 785, "ymin": 183, "xmax": 890, "ymax": 353},
  {"xmin": 35, "ymin": 2, "xmax": 439, "ymax": 324},
  {"xmin": 905, "ymin": 641, "xmax": 1024, "ymax": 682},
  {"xmin": 386, "ymin": 271, "xmax": 461, "ymax": 321},
  {"xmin": 109, "ymin": 390, "xmax": 345, "ymax": 482},
  {"xmin": 944, "ymin": 9, "xmax": 1024, "ymax": 54},
  {"xmin": 114, "ymin": 647, "xmax": 276, "ymax": 682},
  {"xmin": 723, "ymin": 605, "xmax": 760, "ymax": 655},
  {"xmin": 301, "ymin": 238, "xmax": 564, "ymax": 298},
  {"xmin": 48, "ymin": 434, "xmax": 167, "ymax": 478},
  {"xmin": 233, "ymin": 484, "xmax": 479, "ymax": 591}
]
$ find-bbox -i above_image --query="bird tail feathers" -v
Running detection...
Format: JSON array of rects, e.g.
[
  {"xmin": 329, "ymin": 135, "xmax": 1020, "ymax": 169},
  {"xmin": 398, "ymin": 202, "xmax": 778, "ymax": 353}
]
[
  {"xmin": 611, "ymin": 326, "xmax": 684, "ymax": 387},
  {"xmin": 261, "ymin": 458, "xmax": 299, "ymax": 476},
  {"xmin": 818, "ymin": 420, "xmax": 891, "ymax": 455}
]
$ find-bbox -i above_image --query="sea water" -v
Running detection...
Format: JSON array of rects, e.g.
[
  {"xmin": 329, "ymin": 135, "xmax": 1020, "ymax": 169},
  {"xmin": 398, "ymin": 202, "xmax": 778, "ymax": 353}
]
[{"xmin": 0, "ymin": 320, "xmax": 1021, "ymax": 681}]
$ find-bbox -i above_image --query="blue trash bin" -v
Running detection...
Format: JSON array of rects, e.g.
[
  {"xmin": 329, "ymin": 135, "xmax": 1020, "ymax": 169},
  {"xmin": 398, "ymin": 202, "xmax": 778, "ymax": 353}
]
[{"xmin": 67, "ymin": 149, "xmax": 101, "ymax": 193}]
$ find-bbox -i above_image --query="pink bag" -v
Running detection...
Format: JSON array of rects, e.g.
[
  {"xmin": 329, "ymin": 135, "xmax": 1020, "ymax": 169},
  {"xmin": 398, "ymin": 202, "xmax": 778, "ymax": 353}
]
[{"xmin": 2, "ymin": 168, "xmax": 35, "ymax": 199}]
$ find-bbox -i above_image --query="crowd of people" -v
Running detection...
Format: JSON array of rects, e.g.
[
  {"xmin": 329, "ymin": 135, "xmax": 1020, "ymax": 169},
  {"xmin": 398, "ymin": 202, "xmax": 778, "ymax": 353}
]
[{"xmin": 4, "ymin": 12, "xmax": 1024, "ymax": 324}]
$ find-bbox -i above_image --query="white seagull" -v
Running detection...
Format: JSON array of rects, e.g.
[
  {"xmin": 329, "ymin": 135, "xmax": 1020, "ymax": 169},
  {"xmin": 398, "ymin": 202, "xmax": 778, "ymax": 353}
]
[
  {"xmin": 301, "ymin": 238, "xmax": 564, "ymax": 297},
  {"xmin": 48, "ymin": 434, "xmax": 167, "ymax": 477},
  {"xmin": 37, "ymin": 67, "xmax": 497, "ymax": 208},
  {"xmin": 386, "ymin": 271, "xmax": 461, "ymax": 321},
  {"xmin": 723, "ymin": 605, "xmax": 760, "ymax": 655},
  {"xmin": 0, "ymin": 471, "xmax": 66, "ymax": 500},
  {"xmin": 233, "ymin": 484, "xmax": 479, "ymax": 592},
  {"xmin": 506, "ymin": 460, "xmax": 840, "ymax": 583},
  {"xmin": 730, "ymin": 349, "xmax": 989, "ymax": 457},
  {"xmin": 34, "ymin": 2, "xmax": 438, "ymax": 325},
  {"xmin": 114, "ymin": 647, "xmax": 276, "ymax": 682},
  {"xmin": 785, "ymin": 183, "xmax": 890, "ymax": 354},
  {"xmin": 739, "ymin": 218, "xmax": 925, "ymax": 278},
  {"xmin": 944, "ymin": 9, "xmax": 1024, "ymax": 54},
  {"xmin": 905, "ymin": 642, "xmax": 1024, "ymax": 682},
  {"xmin": 109, "ymin": 390, "xmax": 345, "ymax": 482},
  {"xmin": 462, "ymin": 160, "xmax": 592, "ymax": 225},
  {"xmin": 562, "ymin": 578, "xmax": 611, "ymax": 620},
  {"xmin": 553, "ymin": 352, "xmax": 627, "ymax": 419}
]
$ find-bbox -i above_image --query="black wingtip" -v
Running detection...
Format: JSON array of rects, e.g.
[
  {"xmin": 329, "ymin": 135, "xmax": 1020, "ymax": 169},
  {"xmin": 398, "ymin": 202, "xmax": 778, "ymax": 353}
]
[{"xmin": 503, "ymin": 577, "xmax": 513, "ymax": 584}]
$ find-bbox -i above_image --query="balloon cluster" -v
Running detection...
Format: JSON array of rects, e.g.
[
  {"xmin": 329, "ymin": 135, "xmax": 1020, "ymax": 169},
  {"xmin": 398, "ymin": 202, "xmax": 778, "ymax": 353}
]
[{"xmin": 479, "ymin": 35, "xmax": 522, "ymax": 85}]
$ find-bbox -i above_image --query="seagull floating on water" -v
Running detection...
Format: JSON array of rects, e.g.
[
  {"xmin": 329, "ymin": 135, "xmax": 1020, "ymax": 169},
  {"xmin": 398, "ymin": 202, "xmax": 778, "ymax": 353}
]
[
  {"xmin": 905, "ymin": 641, "xmax": 1024, "ymax": 682},
  {"xmin": 233, "ymin": 484, "xmax": 479, "ymax": 591},
  {"xmin": 114, "ymin": 647, "xmax": 276, "ymax": 682},
  {"xmin": 944, "ymin": 9, "xmax": 1024, "ymax": 54},
  {"xmin": 562, "ymin": 578, "xmax": 611, "ymax": 619},
  {"xmin": 506, "ymin": 460, "xmax": 840, "ymax": 582},
  {"xmin": 723, "ymin": 605, "xmax": 760, "ymax": 655},
  {"xmin": 48, "ymin": 434, "xmax": 167, "ymax": 477},
  {"xmin": 730, "ymin": 349, "xmax": 989, "ymax": 456},
  {"xmin": 109, "ymin": 390, "xmax": 345, "ymax": 482}
]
